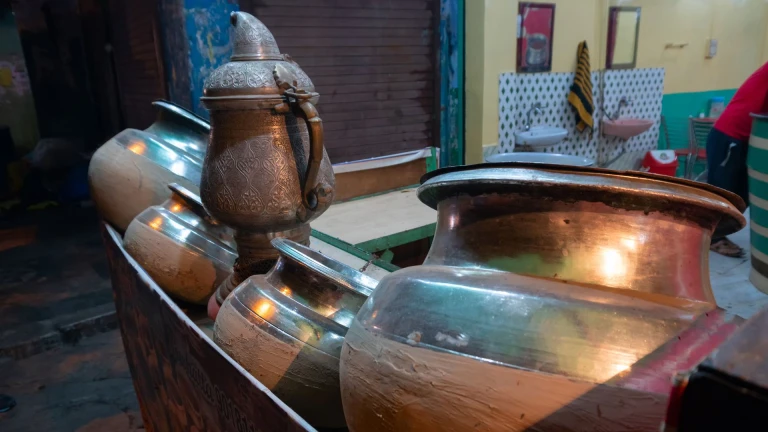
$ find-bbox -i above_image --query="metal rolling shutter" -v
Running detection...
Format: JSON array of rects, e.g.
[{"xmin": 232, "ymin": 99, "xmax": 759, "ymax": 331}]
[{"xmin": 243, "ymin": 0, "xmax": 438, "ymax": 163}]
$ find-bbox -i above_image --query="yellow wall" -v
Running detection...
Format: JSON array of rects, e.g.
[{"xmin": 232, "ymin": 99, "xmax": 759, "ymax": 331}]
[
  {"xmin": 466, "ymin": 0, "xmax": 602, "ymax": 163},
  {"xmin": 465, "ymin": 0, "xmax": 768, "ymax": 163},
  {"xmin": 618, "ymin": 0, "xmax": 768, "ymax": 94}
]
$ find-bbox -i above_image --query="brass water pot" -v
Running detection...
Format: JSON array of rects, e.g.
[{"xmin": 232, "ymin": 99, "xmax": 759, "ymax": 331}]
[
  {"xmin": 340, "ymin": 163, "xmax": 746, "ymax": 431},
  {"xmin": 200, "ymin": 12, "xmax": 335, "ymax": 304}
]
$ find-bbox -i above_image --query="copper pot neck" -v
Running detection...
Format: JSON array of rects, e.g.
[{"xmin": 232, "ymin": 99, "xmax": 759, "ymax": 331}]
[{"xmin": 426, "ymin": 193, "xmax": 717, "ymax": 307}]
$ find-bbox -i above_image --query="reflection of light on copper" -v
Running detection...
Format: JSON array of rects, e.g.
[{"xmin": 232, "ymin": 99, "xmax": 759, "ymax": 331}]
[
  {"xmin": 127, "ymin": 142, "xmax": 145, "ymax": 155},
  {"xmin": 280, "ymin": 287, "xmax": 292, "ymax": 297},
  {"xmin": 611, "ymin": 362, "xmax": 632, "ymax": 375},
  {"xmin": 148, "ymin": 217, "xmax": 163, "ymax": 230},
  {"xmin": 447, "ymin": 213, "xmax": 460, "ymax": 229},
  {"xmin": 317, "ymin": 306, "xmax": 339, "ymax": 318},
  {"xmin": 295, "ymin": 322, "xmax": 317, "ymax": 343},
  {"xmin": 170, "ymin": 203, "xmax": 183, "ymax": 213},
  {"xmin": 371, "ymin": 310, "xmax": 378, "ymax": 319},
  {"xmin": 170, "ymin": 160, "xmax": 185, "ymax": 175},
  {"xmin": 600, "ymin": 248, "xmax": 626, "ymax": 279},
  {"xmin": 253, "ymin": 299, "xmax": 275, "ymax": 320},
  {"xmin": 620, "ymin": 238, "xmax": 637, "ymax": 250}
]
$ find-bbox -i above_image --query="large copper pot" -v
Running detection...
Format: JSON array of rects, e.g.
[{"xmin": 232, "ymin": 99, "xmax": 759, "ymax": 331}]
[
  {"xmin": 200, "ymin": 12, "xmax": 335, "ymax": 304},
  {"xmin": 214, "ymin": 238, "xmax": 377, "ymax": 429},
  {"xmin": 123, "ymin": 184, "xmax": 236, "ymax": 305},
  {"xmin": 339, "ymin": 163, "xmax": 746, "ymax": 432},
  {"xmin": 89, "ymin": 101, "xmax": 209, "ymax": 231}
]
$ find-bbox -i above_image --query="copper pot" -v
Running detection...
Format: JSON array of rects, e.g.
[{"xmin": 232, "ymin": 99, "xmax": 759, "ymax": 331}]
[
  {"xmin": 123, "ymin": 184, "xmax": 236, "ymax": 305},
  {"xmin": 214, "ymin": 238, "xmax": 377, "ymax": 428},
  {"xmin": 340, "ymin": 163, "xmax": 746, "ymax": 432},
  {"xmin": 200, "ymin": 12, "xmax": 335, "ymax": 304},
  {"xmin": 89, "ymin": 101, "xmax": 209, "ymax": 231}
]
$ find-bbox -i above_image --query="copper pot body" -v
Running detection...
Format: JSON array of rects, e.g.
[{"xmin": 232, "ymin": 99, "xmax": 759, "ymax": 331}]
[
  {"xmin": 214, "ymin": 238, "xmax": 376, "ymax": 428},
  {"xmin": 339, "ymin": 163, "xmax": 746, "ymax": 432},
  {"xmin": 201, "ymin": 108, "xmax": 334, "ymax": 276},
  {"xmin": 89, "ymin": 101, "xmax": 209, "ymax": 231}
]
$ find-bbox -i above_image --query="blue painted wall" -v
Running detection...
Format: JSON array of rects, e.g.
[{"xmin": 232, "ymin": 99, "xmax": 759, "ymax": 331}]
[
  {"xmin": 658, "ymin": 89, "xmax": 737, "ymax": 177},
  {"xmin": 439, "ymin": 0, "xmax": 464, "ymax": 167},
  {"xmin": 183, "ymin": 0, "xmax": 239, "ymax": 118}
]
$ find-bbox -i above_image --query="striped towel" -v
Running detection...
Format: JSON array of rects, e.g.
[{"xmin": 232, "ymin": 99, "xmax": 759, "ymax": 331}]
[{"xmin": 568, "ymin": 41, "xmax": 594, "ymax": 132}]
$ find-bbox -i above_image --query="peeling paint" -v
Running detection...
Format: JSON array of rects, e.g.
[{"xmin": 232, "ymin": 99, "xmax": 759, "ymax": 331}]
[{"xmin": 184, "ymin": 0, "xmax": 238, "ymax": 118}]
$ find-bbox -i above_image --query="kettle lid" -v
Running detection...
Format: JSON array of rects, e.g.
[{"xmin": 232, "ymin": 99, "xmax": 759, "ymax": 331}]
[
  {"xmin": 201, "ymin": 11, "xmax": 315, "ymax": 105},
  {"xmin": 230, "ymin": 11, "xmax": 282, "ymax": 61}
]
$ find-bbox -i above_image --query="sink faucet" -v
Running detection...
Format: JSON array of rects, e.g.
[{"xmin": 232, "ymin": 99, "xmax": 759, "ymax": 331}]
[
  {"xmin": 524, "ymin": 102, "xmax": 547, "ymax": 131},
  {"xmin": 606, "ymin": 96, "xmax": 632, "ymax": 121}
]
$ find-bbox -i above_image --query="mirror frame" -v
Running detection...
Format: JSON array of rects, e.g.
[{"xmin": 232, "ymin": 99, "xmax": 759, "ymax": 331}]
[{"xmin": 606, "ymin": 6, "xmax": 641, "ymax": 70}]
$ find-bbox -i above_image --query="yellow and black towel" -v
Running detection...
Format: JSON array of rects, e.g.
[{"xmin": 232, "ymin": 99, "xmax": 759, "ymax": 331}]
[{"xmin": 568, "ymin": 41, "xmax": 594, "ymax": 131}]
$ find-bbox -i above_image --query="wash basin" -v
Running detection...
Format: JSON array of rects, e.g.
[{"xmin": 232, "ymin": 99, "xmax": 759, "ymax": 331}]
[
  {"xmin": 514, "ymin": 126, "xmax": 568, "ymax": 148},
  {"xmin": 603, "ymin": 119, "xmax": 654, "ymax": 139},
  {"xmin": 486, "ymin": 152, "xmax": 595, "ymax": 166}
]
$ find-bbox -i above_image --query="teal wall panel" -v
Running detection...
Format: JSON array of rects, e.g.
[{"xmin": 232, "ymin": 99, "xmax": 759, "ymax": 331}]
[{"xmin": 659, "ymin": 89, "xmax": 737, "ymax": 177}]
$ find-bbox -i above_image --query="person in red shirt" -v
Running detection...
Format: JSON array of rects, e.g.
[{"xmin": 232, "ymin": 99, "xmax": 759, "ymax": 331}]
[{"xmin": 706, "ymin": 62, "xmax": 768, "ymax": 257}]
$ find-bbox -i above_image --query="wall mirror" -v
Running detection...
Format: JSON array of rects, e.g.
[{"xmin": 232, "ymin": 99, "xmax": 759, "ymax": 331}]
[
  {"xmin": 517, "ymin": 2, "xmax": 555, "ymax": 73},
  {"xmin": 606, "ymin": 7, "xmax": 641, "ymax": 69}
]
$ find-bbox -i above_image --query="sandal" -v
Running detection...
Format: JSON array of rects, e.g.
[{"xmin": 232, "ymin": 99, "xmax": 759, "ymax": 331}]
[{"xmin": 710, "ymin": 238, "xmax": 745, "ymax": 258}]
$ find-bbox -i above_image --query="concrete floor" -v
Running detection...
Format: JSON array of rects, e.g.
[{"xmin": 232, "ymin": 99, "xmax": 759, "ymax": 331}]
[
  {"xmin": 710, "ymin": 209, "xmax": 768, "ymax": 319},
  {"xmin": 0, "ymin": 205, "xmax": 141, "ymax": 431},
  {"xmin": 0, "ymin": 331, "xmax": 142, "ymax": 431}
]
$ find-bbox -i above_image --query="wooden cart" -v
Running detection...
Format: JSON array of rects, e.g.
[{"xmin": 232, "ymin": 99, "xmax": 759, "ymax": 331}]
[{"xmin": 102, "ymin": 223, "xmax": 394, "ymax": 431}]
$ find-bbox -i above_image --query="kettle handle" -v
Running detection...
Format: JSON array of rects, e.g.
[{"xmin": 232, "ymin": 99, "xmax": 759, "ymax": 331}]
[
  {"xmin": 273, "ymin": 62, "xmax": 333, "ymax": 211},
  {"xmin": 293, "ymin": 96, "xmax": 331, "ymax": 210}
]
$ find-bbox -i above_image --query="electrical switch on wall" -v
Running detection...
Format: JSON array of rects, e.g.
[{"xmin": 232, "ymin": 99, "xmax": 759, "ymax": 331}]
[{"xmin": 706, "ymin": 38, "xmax": 718, "ymax": 58}]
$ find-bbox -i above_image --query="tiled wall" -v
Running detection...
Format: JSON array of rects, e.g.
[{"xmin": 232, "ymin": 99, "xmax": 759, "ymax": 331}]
[{"xmin": 495, "ymin": 68, "xmax": 665, "ymax": 165}]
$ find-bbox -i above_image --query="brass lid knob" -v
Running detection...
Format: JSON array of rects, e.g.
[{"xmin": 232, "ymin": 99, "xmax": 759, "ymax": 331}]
[
  {"xmin": 201, "ymin": 12, "xmax": 315, "ymax": 106},
  {"xmin": 230, "ymin": 11, "xmax": 282, "ymax": 61}
]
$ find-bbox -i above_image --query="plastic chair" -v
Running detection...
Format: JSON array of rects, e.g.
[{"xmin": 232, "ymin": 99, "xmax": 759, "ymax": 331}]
[{"xmin": 674, "ymin": 117, "xmax": 715, "ymax": 180}]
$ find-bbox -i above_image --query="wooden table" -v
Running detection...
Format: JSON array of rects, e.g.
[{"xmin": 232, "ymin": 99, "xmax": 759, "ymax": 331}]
[{"xmin": 312, "ymin": 187, "xmax": 437, "ymax": 255}]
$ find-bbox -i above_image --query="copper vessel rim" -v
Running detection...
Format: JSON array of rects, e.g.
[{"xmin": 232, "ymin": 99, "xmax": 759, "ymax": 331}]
[
  {"xmin": 421, "ymin": 162, "xmax": 746, "ymax": 211},
  {"xmin": 200, "ymin": 94, "xmax": 284, "ymax": 103},
  {"xmin": 151, "ymin": 100, "xmax": 210, "ymax": 133},
  {"xmin": 419, "ymin": 163, "xmax": 746, "ymax": 234},
  {"xmin": 230, "ymin": 54, "xmax": 284, "ymax": 61},
  {"xmin": 271, "ymin": 238, "xmax": 376, "ymax": 297}
]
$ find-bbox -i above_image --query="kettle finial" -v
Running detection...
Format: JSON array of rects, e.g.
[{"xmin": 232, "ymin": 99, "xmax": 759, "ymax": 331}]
[{"xmin": 230, "ymin": 11, "xmax": 281, "ymax": 61}]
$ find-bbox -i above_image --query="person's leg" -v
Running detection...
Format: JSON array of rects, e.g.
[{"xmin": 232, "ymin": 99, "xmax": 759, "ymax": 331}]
[{"xmin": 706, "ymin": 127, "xmax": 748, "ymax": 257}]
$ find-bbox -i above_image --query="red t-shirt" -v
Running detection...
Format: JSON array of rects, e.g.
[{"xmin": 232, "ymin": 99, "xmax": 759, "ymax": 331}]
[{"xmin": 715, "ymin": 61, "xmax": 768, "ymax": 141}]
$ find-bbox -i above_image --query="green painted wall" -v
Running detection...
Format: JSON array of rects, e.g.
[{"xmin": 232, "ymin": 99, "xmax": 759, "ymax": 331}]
[{"xmin": 658, "ymin": 89, "xmax": 737, "ymax": 177}]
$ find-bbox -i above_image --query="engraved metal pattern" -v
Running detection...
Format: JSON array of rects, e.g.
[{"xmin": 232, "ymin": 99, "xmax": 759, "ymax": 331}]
[
  {"xmin": 200, "ymin": 110, "xmax": 330, "ymax": 231},
  {"xmin": 203, "ymin": 12, "xmax": 313, "ymax": 96},
  {"xmin": 200, "ymin": 11, "xmax": 334, "ymax": 307},
  {"xmin": 231, "ymin": 12, "xmax": 280, "ymax": 58},
  {"xmin": 204, "ymin": 62, "xmax": 277, "ymax": 92},
  {"xmin": 203, "ymin": 61, "xmax": 314, "ymax": 94}
]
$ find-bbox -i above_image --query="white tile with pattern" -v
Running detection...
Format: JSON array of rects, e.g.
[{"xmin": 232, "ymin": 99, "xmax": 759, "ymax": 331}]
[{"xmin": 495, "ymin": 68, "xmax": 664, "ymax": 166}]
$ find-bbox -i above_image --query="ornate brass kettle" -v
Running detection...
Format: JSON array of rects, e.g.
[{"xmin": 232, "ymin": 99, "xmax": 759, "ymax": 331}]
[{"xmin": 200, "ymin": 11, "xmax": 335, "ymax": 304}]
